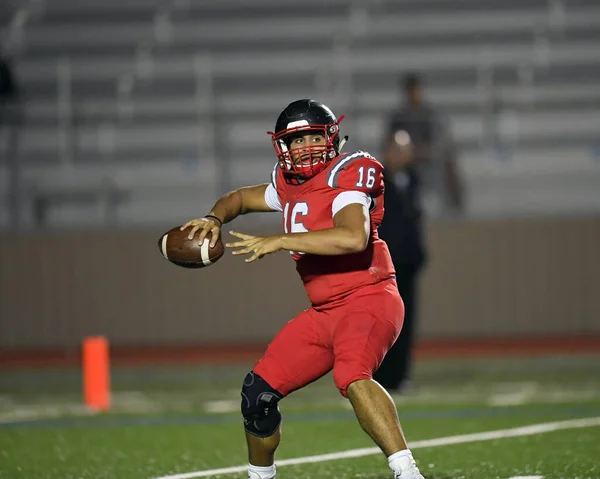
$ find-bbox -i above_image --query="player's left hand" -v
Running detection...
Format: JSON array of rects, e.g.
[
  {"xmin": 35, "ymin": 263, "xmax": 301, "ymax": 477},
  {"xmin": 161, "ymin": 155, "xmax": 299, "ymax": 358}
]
[{"xmin": 226, "ymin": 231, "xmax": 283, "ymax": 263}]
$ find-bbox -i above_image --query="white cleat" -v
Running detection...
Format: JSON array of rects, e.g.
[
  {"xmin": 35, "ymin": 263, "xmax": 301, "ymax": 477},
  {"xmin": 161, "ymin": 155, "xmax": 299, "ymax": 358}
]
[
  {"xmin": 394, "ymin": 470, "xmax": 425, "ymax": 479},
  {"xmin": 391, "ymin": 451, "xmax": 423, "ymax": 479},
  {"xmin": 248, "ymin": 469, "xmax": 276, "ymax": 479}
]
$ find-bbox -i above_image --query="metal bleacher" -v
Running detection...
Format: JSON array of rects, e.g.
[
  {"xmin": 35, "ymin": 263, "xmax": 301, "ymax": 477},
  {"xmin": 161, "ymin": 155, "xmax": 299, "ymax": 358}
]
[{"xmin": 1, "ymin": 0, "xmax": 599, "ymax": 228}]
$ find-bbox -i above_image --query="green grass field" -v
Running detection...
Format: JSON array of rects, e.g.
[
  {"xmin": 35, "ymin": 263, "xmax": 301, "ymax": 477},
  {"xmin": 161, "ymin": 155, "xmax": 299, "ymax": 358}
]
[{"xmin": 1, "ymin": 355, "xmax": 599, "ymax": 479}]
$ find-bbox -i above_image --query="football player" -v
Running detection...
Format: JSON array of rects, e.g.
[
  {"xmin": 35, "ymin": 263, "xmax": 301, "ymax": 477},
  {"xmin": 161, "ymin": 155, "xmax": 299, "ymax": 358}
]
[{"xmin": 182, "ymin": 99, "xmax": 424, "ymax": 479}]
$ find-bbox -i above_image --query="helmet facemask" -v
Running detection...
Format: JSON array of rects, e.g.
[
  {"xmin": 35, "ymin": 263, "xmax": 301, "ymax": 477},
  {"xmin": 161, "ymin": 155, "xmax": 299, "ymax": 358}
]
[{"xmin": 268, "ymin": 117, "xmax": 344, "ymax": 183}]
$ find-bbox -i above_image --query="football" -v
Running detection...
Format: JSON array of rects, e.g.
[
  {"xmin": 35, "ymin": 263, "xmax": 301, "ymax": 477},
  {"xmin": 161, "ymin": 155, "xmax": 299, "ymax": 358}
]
[{"xmin": 158, "ymin": 226, "xmax": 225, "ymax": 269}]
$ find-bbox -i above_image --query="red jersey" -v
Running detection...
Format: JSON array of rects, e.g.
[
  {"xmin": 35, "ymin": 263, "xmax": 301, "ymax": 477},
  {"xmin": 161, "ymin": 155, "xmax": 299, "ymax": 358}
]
[{"xmin": 265, "ymin": 150, "xmax": 396, "ymax": 306}]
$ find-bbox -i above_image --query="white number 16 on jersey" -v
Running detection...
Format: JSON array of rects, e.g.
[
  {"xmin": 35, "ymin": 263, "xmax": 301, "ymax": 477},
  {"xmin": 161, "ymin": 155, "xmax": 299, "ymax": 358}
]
[{"xmin": 356, "ymin": 166, "xmax": 376, "ymax": 188}]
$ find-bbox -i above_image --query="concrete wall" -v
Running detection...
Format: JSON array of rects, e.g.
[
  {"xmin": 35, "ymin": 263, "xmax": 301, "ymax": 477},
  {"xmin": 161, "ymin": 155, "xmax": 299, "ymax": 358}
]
[{"xmin": 1, "ymin": 216, "xmax": 599, "ymax": 349}]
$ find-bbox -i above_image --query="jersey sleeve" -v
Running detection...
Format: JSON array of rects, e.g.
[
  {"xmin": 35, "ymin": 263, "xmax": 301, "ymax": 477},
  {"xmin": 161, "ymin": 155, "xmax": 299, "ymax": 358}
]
[
  {"xmin": 331, "ymin": 190, "xmax": 371, "ymax": 217},
  {"xmin": 264, "ymin": 163, "xmax": 283, "ymax": 212},
  {"xmin": 264, "ymin": 183, "xmax": 283, "ymax": 212},
  {"xmin": 326, "ymin": 151, "xmax": 384, "ymax": 196}
]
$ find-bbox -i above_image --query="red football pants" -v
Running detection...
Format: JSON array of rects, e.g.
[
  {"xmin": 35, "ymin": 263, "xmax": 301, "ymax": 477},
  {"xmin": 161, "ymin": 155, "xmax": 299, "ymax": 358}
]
[{"xmin": 253, "ymin": 278, "xmax": 404, "ymax": 398}]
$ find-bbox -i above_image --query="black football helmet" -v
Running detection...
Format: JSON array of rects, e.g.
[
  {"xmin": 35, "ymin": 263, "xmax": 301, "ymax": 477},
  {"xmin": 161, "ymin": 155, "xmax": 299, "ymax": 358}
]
[{"xmin": 268, "ymin": 99, "xmax": 346, "ymax": 180}]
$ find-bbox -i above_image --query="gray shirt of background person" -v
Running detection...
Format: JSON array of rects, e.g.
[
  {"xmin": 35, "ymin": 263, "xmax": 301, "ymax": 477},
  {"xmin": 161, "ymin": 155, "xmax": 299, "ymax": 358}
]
[{"xmin": 385, "ymin": 74, "xmax": 464, "ymax": 218}]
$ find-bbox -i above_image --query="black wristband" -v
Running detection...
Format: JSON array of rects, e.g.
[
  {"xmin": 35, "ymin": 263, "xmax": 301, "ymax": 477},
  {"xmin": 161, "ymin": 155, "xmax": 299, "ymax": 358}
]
[{"xmin": 204, "ymin": 215, "xmax": 223, "ymax": 227}]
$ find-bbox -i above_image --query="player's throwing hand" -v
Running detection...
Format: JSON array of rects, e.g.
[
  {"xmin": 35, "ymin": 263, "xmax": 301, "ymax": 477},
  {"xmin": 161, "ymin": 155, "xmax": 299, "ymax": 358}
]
[
  {"xmin": 226, "ymin": 231, "xmax": 282, "ymax": 263},
  {"xmin": 180, "ymin": 216, "xmax": 222, "ymax": 247}
]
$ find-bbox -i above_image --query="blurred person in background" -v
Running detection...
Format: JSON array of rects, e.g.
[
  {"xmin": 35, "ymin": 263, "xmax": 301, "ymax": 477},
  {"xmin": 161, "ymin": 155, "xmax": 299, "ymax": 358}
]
[
  {"xmin": 374, "ymin": 73, "xmax": 465, "ymax": 394},
  {"xmin": 0, "ymin": 47, "xmax": 20, "ymax": 122},
  {"xmin": 1, "ymin": 46, "xmax": 24, "ymax": 229}
]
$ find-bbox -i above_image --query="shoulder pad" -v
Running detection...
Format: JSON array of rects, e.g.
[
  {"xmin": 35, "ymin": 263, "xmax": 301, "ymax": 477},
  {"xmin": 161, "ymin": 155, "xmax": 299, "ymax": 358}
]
[
  {"xmin": 270, "ymin": 163, "xmax": 279, "ymax": 188},
  {"xmin": 326, "ymin": 151, "xmax": 384, "ymax": 194}
]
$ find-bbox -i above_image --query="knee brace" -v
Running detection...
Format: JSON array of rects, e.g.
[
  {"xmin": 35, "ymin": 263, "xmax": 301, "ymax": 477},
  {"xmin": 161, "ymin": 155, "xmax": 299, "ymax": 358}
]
[{"xmin": 240, "ymin": 371, "xmax": 283, "ymax": 438}]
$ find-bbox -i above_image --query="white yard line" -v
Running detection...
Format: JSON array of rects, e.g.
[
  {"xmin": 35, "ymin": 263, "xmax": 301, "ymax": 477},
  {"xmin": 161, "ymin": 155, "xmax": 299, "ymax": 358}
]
[
  {"xmin": 203, "ymin": 400, "xmax": 240, "ymax": 414},
  {"xmin": 0, "ymin": 404, "xmax": 92, "ymax": 423},
  {"xmin": 152, "ymin": 416, "xmax": 600, "ymax": 479},
  {"xmin": 0, "ymin": 391, "xmax": 166, "ymax": 423}
]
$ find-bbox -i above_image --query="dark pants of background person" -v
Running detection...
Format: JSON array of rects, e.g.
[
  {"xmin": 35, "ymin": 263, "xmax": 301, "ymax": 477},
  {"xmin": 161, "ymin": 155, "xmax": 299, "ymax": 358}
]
[{"xmin": 374, "ymin": 262, "xmax": 421, "ymax": 391}]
